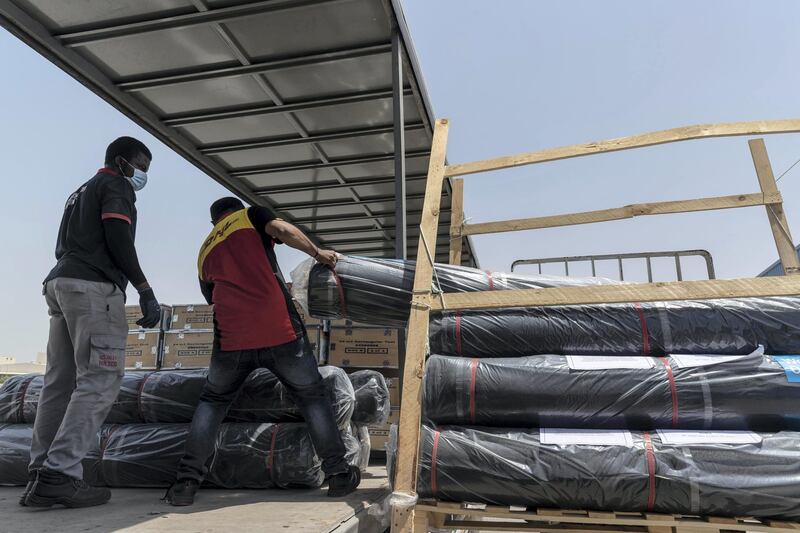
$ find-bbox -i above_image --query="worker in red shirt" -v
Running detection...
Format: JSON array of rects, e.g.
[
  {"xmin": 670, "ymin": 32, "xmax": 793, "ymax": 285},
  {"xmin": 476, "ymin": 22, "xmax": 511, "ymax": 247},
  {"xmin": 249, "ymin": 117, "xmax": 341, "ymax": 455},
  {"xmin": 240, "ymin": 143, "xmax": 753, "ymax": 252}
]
[{"xmin": 164, "ymin": 197, "xmax": 360, "ymax": 505}]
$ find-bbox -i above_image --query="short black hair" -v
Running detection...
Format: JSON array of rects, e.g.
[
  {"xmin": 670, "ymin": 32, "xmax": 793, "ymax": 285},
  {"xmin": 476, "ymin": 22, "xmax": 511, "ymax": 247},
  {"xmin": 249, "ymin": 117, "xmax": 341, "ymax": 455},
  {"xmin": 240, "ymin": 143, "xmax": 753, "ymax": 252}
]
[
  {"xmin": 210, "ymin": 197, "xmax": 245, "ymax": 222},
  {"xmin": 105, "ymin": 136, "xmax": 152, "ymax": 166}
]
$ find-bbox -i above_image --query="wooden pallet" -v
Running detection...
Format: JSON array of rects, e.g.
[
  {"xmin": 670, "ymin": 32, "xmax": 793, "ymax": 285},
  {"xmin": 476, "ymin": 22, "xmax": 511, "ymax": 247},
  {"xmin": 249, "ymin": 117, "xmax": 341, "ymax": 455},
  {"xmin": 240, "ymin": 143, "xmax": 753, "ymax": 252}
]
[{"xmin": 414, "ymin": 501, "xmax": 800, "ymax": 533}]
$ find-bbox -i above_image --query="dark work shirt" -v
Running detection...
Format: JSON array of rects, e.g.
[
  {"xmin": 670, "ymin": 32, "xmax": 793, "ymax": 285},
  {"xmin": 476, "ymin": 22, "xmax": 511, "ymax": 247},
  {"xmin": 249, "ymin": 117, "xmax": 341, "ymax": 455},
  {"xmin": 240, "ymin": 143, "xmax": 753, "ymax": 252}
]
[{"xmin": 44, "ymin": 167, "xmax": 137, "ymax": 292}]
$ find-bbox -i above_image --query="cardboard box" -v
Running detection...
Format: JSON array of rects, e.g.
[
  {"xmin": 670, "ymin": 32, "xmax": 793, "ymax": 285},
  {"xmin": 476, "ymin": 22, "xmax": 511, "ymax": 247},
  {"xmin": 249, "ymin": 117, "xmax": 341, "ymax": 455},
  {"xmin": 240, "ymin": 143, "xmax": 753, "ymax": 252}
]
[
  {"xmin": 125, "ymin": 330, "xmax": 161, "ymax": 369},
  {"xmin": 162, "ymin": 330, "xmax": 214, "ymax": 369},
  {"xmin": 125, "ymin": 305, "xmax": 173, "ymax": 331},
  {"xmin": 170, "ymin": 304, "xmax": 214, "ymax": 330},
  {"xmin": 293, "ymin": 300, "xmax": 319, "ymax": 327},
  {"xmin": 368, "ymin": 408, "xmax": 399, "ymax": 452},
  {"xmin": 328, "ymin": 327, "xmax": 400, "ymax": 368}
]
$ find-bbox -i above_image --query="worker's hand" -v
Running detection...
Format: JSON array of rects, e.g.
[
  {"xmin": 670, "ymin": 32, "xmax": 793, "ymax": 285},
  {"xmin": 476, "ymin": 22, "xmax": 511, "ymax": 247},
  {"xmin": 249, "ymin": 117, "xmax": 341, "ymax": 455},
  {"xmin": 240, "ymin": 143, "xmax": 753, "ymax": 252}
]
[
  {"xmin": 136, "ymin": 288, "xmax": 161, "ymax": 329},
  {"xmin": 315, "ymin": 249, "xmax": 338, "ymax": 268}
]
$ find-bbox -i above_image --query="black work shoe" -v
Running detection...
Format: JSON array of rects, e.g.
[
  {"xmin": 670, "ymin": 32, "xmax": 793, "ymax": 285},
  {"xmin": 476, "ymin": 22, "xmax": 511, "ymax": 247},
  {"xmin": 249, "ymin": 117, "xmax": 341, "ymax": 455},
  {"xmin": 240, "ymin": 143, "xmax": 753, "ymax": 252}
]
[
  {"xmin": 18, "ymin": 470, "xmax": 38, "ymax": 507},
  {"xmin": 25, "ymin": 468, "xmax": 110, "ymax": 508},
  {"xmin": 163, "ymin": 479, "xmax": 199, "ymax": 506},
  {"xmin": 327, "ymin": 466, "xmax": 361, "ymax": 498}
]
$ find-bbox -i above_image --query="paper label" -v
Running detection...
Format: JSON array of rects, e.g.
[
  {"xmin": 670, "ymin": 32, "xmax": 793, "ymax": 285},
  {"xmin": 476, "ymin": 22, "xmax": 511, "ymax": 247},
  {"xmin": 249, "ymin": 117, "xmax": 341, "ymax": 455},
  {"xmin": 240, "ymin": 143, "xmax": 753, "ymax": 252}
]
[
  {"xmin": 138, "ymin": 332, "xmax": 146, "ymax": 340},
  {"xmin": 771, "ymin": 356, "xmax": 800, "ymax": 383},
  {"xmin": 669, "ymin": 347, "xmax": 764, "ymax": 369},
  {"xmin": 656, "ymin": 430, "xmax": 762, "ymax": 445},
  {"xmin": 566, "ymin": 356, "xmax": 655, "ymax": 370},
  {"xmin": 540, "ymin": 428, "xmax": 634, "ymax": 447}
]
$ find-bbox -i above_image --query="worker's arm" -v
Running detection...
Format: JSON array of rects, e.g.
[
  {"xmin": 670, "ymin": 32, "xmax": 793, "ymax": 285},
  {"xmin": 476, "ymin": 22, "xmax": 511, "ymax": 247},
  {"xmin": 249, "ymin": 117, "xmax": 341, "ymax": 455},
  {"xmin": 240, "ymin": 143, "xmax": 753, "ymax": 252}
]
[
  {"xmin": 199, "ymin": 278, "xmax": 214, "ymax": 306},
  {"xmin": 103, "ymin": 219, "xmax": 148, "ymax": 290},
  {"xmin": 265, "ymin": 219, "xmax": 337, "ymax": 268}
]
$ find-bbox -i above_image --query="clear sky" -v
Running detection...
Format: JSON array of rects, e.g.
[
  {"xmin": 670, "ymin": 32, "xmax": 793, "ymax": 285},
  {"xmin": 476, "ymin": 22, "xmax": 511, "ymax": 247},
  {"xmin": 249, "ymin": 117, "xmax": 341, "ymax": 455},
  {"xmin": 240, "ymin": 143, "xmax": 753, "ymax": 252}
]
[{"xmin": 2, "ymin": 0, "xmax": 800, "ymax": 361}]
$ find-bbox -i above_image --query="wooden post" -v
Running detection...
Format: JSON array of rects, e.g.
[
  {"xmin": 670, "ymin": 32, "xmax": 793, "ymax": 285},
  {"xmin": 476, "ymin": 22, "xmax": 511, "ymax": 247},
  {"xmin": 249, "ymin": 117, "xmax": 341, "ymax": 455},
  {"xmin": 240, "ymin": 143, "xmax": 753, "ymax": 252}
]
[
  {"xmin": 449, "ymin": 178, "xmax": 465, "ymax": 265},
  {"xmin": 749, "ymin": 138, "xmax": 800, "ymax": 275},
  {"xmin": 390, "ymin": 119, "xmax": 450, "ymax": 533}
]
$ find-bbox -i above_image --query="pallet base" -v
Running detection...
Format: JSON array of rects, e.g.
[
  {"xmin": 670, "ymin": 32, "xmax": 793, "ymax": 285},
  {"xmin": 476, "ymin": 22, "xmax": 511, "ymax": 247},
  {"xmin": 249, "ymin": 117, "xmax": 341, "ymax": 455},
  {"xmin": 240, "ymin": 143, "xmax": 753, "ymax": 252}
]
[{"xmin": 414, "ymin": 501, "xmax": 800, "ymax": 533}]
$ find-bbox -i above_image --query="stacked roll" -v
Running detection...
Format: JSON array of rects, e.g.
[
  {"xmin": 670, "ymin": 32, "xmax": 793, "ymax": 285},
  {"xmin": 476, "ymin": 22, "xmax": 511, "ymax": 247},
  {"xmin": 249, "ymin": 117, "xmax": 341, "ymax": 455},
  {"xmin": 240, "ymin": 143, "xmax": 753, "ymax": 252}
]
[{"xmin": 0, "ymin": 365, "xmax": 390, "ymax": 488}]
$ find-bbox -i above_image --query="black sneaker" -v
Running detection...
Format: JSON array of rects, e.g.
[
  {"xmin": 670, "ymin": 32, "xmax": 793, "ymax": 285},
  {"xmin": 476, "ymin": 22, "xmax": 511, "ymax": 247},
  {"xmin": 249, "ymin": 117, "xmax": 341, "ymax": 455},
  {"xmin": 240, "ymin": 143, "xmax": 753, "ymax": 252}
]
[
  {"xmin": 25, "ymin": 468, "xmax": 110, "ymax": 509},
  {"xmin": 18, "ymin": 470, "xmax": 38, "ymax": 507},
  {"xmin": 163, "ymin": 479, "xmax": 199, "ymax": 506},
  {"xmin": 327, "ymin": 466, "xmax": 361, "ymax": 498}
]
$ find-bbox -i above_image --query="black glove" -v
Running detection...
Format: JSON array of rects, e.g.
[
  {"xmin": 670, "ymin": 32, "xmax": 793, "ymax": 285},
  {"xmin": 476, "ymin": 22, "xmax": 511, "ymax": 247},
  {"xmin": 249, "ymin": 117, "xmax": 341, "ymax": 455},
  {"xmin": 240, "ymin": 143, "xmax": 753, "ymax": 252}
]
[{"xmin": 136, "ymin": 288, "xmax": 161, "ymax": 329}]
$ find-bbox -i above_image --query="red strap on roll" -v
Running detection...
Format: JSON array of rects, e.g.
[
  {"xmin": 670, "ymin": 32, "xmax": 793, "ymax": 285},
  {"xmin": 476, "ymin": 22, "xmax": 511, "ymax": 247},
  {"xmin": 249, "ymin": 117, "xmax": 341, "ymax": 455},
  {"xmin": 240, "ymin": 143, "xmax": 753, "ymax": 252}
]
[
  {"xmin": 268, "ymin": 424, "xmax": 281, "ymax": 483},
  {"xmin": 643, "ymin": 432, "xmax": 656, "ymax": 511},
  {"xmin": 431, "ymin": 429, "xmax": 441, "ymax": 496},
  {"xmin": 660, "ymin": 358, "xmax": 679, "ymax": 428},
  {"xmin": 331, "ymin": 270, "xmax": 348, "ymax": 318},
  {"xmin": 633, "ymin": 303, "xmax": 651, "ymax": 355},
  {"xmin": 485, "ymin": 270, "xmax": 495, "ymax": 291},
  {"xmin": 455, "ymin": 312, "xmax": 463, "ymax": 357},
  {"xmin": 16, "ymin": 376, "xmax": 35, "ymax": 424},
  {"xmin": 469, "ymin": 358, "xmax": 479, "ymax": 423},
  {"xmin": 136, "ymin": 372, "xmax": 153, "ymax": 422}
]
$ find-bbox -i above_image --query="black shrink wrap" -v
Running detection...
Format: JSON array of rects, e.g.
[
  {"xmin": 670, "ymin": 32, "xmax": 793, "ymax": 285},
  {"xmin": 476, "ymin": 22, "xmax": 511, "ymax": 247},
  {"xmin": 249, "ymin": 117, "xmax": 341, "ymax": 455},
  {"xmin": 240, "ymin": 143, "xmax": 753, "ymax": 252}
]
[
  {"xmin": 413, "ymin": 425, "xmax": 800, "ymax": 520},
  {"xmin": 423, "ymin": 352, "xmax": 800, "ymax": 430},
  {"xmin": 429, "ymin": 297, "xmax": 800, "ymax": 357}
]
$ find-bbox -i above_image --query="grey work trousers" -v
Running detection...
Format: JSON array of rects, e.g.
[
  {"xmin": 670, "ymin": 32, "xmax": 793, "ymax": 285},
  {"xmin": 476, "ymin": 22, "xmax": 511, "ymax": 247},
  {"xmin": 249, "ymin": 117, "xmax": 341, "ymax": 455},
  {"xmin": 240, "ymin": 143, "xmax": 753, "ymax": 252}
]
[{"xmin": 30, "ymin": 277, "xmax": 128, "ymax": 479}]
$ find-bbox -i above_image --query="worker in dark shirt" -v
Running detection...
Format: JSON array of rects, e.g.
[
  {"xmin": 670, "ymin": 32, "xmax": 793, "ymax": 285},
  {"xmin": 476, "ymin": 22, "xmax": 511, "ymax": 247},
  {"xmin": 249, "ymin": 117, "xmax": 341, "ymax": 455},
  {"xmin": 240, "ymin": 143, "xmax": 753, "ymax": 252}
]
[
  {"xmin": 23, "ymin": 137, "xmax": 161, "ymax": 509},
  {"xmin": 164, "ymin": 197, "xmax": 360, "ymax": 506}
]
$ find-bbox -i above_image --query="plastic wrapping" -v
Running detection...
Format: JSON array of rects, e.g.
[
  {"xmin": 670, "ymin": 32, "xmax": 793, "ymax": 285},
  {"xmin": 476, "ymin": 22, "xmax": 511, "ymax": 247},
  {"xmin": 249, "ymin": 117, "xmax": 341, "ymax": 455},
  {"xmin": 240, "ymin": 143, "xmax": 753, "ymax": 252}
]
[
  {"xmin": 349, "ymin": 369, "xmax": 391, "ymax": 425},
  {"xmin": 352, "ymin": 423, "xmax": 371, "ymax": 472},
  {"xmin": 423, "ymin": 349, "xmax": 800, "ymax": 430},
  {"xmin": 292, "ymin": 255, "xmax": 617, "ymax": 326},
  {"xmin": 430, "ymin": 297, "xmax": 800, "ymax": 357},
  {"xmin": 2, "ymin": 367, "xmax": 355, "ymax": 429},
  {"xmin": 0, "ymin": 423, "xmax": 363, "ymax": 488},
  {"xmin": 412, "ymin": 425, "xmax": 800, "ymax": 520}
]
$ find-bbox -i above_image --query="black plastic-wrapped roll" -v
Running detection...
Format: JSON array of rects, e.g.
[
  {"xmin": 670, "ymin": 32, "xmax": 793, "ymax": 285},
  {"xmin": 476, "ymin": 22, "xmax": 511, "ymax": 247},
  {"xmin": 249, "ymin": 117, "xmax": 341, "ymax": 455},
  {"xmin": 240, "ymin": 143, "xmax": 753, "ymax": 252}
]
[
  {"xmin": 0, "ymin": 375, "xmax": 41, "ymax": 424},
  {"xmin": 348, "ymin": 370, "xmax": 390, "ymax": 425},
  {"xmin": 429, "ymin": 297, "xmax": 800, "ymax": 357},
  {"xmin": 423, "ymin": 351, "xmax": 800, "ymax": 430},
  {"xmin": 3, "ymin": 367, "xmax": 356, "ymax": 428},
  {"xmin": 413, "ymin": 425, "xmax": 800, "ymax": 520},
  {"xmin": 292, "ymin": 256, "xmax": 615, "ymax": 327},
  {"xmin": 0, "ymin": 424, "xmax": 32, "ymax": 485},
  {"xmin": 228, "ymin": 366, "xmax": 355, "ymax": 429}
]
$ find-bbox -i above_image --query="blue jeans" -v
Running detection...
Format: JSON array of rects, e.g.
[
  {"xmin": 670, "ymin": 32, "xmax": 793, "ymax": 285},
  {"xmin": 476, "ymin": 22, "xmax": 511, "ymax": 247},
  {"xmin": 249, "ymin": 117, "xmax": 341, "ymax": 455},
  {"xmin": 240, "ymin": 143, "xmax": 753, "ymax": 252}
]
[{"xmin": 176, "ymin": 336, "xmax": 349, "ymax": 482}]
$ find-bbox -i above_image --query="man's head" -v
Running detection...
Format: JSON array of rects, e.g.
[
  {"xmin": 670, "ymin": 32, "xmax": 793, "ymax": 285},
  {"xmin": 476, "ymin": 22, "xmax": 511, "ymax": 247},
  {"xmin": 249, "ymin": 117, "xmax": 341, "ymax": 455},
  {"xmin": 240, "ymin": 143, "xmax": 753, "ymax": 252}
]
[
  {"xmin": 210, "ymin": 197, "xmax": 245, "ymax": 225},
  {"xmin": 105, "ymin": 136, "xmax": 152, "ymax": 177}
]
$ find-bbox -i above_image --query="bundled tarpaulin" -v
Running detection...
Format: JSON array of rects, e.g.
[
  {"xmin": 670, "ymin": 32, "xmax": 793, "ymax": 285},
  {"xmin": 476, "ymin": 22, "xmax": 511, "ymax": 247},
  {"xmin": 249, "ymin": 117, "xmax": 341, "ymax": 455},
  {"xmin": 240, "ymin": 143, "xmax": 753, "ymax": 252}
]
[
  {"xmin": 409, "ymin": 425, "xmax": 800, "ymax": 520},
  {"xmin": 352, "ymin": 423, "xmax": 371, "ymax": 472},
  {"xmin": 0, "ymin": 375, "xmax": 42, "ymax": 424},
  {"xmin": 290, "ymin": 255, "xmax": 616, "ymax": 327},
  {"xmin": 349, "ymin": 370, "xmax": 391, "ymax": 425},
  {"xmin": 423, "ymin": 349, "xmax": 800, "ymax": 430},
  {"xmin": 429, "ymin": 297, "xmax": 800, "ymax": 357},
  {"xmin": 0, "ymin": 423, "xmax": 363, "ymax": 488},
  {"xmin": 2, "ymin": 367, "xmax": 356, "ymax": 429}
]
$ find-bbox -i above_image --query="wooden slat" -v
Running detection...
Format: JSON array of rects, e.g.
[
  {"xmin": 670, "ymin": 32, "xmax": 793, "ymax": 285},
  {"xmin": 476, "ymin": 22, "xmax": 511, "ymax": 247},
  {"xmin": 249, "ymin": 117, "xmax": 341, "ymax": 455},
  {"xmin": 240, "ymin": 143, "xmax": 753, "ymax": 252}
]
[
  {"xmin": 445, "ymin": 118, "xmax": 800, "ymax": 177},
  {"xmin": 448, "ymin": 178, "xmax": 465, "ymax": 265},
  {"xmin": 430, "ymin": 275, "xmax": 800, "ymax": 311},
  {"xmin": 749, "ymin": 139, "xmax": 800, "ymax": 275},
  {"xmin": 390, "ymin": 119, "xmax": 450, "ymax": 533},
  {"xmin": 462, "ymin": 192, "xmax": 773, "ymax": 236}
]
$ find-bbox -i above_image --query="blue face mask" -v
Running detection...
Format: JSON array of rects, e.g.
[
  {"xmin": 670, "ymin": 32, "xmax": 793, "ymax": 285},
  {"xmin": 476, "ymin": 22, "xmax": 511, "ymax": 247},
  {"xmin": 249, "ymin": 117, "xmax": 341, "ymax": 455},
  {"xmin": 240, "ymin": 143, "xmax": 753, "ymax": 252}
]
[{"xmin": 120, "ymin": 158, "xmax": 148, "ymax": 191}]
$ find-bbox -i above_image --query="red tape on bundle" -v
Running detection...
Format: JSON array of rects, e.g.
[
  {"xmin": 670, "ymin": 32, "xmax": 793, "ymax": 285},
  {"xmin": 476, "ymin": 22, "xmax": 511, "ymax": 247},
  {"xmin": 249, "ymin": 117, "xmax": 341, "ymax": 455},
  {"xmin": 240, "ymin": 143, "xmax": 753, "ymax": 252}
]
[
  {"xmin": 643, "ymin": 432, "xmax": 656, "ymax": 511},
  {"xmin": 469, "ymin": 358, "xmax": 479, "ymax": 424},
  {"xmin": 485, "ymin": 271, "xmax": 495, "ymax": 291},
  {"xmin": 431, "ymin": 429, "xmax": 441, "ymax": 496},
  {"xmin": 331, "ymin": 269, "xmax": 348, "ymax": 318},
  {"xmin": 268, "ymin": 424, "xmax": 281, "ymax": 484},
  {"xmin": 660, "ymin": 358, "xmax": 679, "ymax": 428},
  {"xmin": 633, "ymin": 303, "xmax": 651, "ymax": 355},
  {"xmin": 16, "ymin": 376, "xmax": 35, "ymax": 424},
  {"xmin": 455, "ymin": 312, "xmax": 463, "ymax": 357},
  {"xmin": 136, "ymin": 372, "xmax": 154, "ymax": 422}
]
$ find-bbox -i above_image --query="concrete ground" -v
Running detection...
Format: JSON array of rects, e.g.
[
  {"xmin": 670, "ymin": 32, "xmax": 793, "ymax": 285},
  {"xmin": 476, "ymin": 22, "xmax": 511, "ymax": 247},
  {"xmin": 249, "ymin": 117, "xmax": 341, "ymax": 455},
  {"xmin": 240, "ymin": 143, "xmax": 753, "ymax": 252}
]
[{"xmin": 0, "ymin": 464, "xmax": 390, "ymax": 533}]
